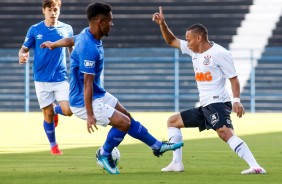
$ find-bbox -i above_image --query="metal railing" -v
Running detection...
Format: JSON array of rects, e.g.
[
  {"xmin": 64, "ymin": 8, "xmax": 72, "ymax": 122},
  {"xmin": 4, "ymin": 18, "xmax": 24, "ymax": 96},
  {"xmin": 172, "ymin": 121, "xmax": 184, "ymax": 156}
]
[{"xmin": 0, "ymin": 48, "xmax": 282, "ymax": 112}]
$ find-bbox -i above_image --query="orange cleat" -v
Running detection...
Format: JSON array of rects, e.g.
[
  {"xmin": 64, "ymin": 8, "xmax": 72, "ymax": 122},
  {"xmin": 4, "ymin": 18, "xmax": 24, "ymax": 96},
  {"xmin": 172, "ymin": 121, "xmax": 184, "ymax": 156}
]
[{"xmin": 51, "ymin": 144, "xmax": 63, "ymax": 155}]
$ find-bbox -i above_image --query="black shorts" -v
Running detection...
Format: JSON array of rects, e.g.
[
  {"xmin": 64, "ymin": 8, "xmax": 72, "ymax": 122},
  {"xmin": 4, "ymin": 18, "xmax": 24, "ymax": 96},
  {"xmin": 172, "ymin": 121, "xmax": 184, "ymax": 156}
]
[{"xmin": 180, "ymin": 102, "xmax": 234, "ymax": 132}]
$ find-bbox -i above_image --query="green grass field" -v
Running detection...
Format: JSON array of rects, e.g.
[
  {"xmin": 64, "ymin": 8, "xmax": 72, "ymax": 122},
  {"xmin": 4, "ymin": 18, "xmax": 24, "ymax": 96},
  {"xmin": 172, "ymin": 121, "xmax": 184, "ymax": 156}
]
[{"xmin": 0, "ymin": 113, "xmax": 282, "ymax": 183}]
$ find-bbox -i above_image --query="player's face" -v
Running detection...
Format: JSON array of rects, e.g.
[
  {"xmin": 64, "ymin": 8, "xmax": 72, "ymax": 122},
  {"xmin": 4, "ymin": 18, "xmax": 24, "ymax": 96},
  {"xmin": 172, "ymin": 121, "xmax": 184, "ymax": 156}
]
[
  {"xmin": 42, "ymin": 5, "xmax": 60, "ymax": 26},
  {"xmin": 186, "ymin": 30, "xmax": 200, "ymax": 53},
  {"xmin": 99, "ymin": 12, "xmax": 113, "ymax": 37}
]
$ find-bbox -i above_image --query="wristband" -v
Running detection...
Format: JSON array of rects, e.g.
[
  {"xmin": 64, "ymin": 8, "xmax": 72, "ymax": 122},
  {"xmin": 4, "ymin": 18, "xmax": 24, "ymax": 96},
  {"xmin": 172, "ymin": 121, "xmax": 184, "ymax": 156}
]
[{"xmin": 233, "ymin": 97, "xmax": 240, "ymax": 104}]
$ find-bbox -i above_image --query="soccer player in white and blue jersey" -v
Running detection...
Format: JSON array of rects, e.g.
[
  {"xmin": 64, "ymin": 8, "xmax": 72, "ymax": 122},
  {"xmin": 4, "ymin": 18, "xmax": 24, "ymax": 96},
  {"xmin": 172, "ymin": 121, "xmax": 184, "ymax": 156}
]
[
  {"xmin": 18, "ymin": 0, "xmax": 73, "ymax": 155},
  {"xmin": 153, "ymin": 6, "xmax": 266, "ymax": 174},
  {"xmin": 41, "ymin": 2, "xmax": 183, "ymax": 174}
]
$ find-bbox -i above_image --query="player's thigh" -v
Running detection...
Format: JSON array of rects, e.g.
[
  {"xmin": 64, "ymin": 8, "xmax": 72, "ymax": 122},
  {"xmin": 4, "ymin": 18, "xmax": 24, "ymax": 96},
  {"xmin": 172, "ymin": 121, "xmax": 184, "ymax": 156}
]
[
  {"xmin": 202, "ymin": 102, "xmax": 233, "ymax": 130},
  {"xmin": 53, "ymin": 81, "xmax": 69, "ymax": 102},
  {"xmin": 114, "ymin": 101, "xmax": 131, "ymax": 117},
  {"xmin": 70, "ymin": 93, "xmax": 119, "ymax": 127},
  {"xmin": 108, "ymin": 110, "xmax": 130, "ymax": 130},
  {"xmin": 180, "ymin": 107, "xmax": 206, "ymax": 129},
  {"xmin": 70, "ymin": 102, "xmax": 115, "ymax": 127},
  {"xmin": 34, "ymin": 81, "xmax": 55, "ymax": 109}
]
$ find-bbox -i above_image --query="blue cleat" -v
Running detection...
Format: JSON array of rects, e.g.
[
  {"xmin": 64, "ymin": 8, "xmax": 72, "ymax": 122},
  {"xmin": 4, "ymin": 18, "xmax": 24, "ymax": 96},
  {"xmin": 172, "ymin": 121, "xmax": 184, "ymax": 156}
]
[
  {"xmin": 153, "ymin": 141, "xmax": 184, "ymax": 157},
  {"xmin": 96, "ymin": 149, "xmax": 119, "ymax": 174}
]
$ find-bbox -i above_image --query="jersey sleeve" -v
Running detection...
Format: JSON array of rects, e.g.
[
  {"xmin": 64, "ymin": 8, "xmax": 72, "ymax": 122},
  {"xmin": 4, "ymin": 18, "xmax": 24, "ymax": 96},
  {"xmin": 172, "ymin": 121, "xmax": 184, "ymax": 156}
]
[
  {"xmin": 180, "ymin": 40, "xmax": 193, "ymax": 56},
  {"xmin": 217, "ymin": 51, "xmax": 237, "ymax": 79},
  {"xmin": 79, "ymin": 45, "xmax": 99, "ymax": 75},
  {"xmin": 22, "ymin": 26, "xmax": 35, "ymax": 49},
  {"xmin": 67, "ymin": 25, "xmax": 74, "ymax": 37}
]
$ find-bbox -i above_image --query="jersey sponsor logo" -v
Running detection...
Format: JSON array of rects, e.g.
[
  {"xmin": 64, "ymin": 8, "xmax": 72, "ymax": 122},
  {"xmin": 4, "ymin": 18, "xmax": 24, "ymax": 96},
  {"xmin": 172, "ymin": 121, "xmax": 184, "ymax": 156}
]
[
  {"xmin": 36, "ymin": 34, "xmax": 43, "ymax": 40},
  {"xmin": 210, "ymin": 113, "xmax": 219, "ymax": 126},
  {"xmin": 195, "ymin": 71, "xmax": 213, "ymax": 82},
  {"xmin": 203, "ymin": 55, "xmax": 211, "ymax": 65},
  {"xmin": 84, "ymin": 60, "xmax": 95, "ymax": 68}
]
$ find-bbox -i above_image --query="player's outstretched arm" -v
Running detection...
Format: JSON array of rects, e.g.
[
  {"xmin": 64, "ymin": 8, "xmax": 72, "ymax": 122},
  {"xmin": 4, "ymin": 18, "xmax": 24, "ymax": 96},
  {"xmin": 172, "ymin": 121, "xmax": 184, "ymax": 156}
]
[
  {"xmin": 40, "ymin": 36, "xmax": 75, "ymax": 50},
  {"xmin": 18, "ymin": 47, "xmax": 29, "ymax": 64},
  {"xmin": 229, "ymin": 76, "xmax": 245, "ymax": 118},
  {"xmin": 152, "ymin": 6, "xmax": 180, "ymax": 49}
]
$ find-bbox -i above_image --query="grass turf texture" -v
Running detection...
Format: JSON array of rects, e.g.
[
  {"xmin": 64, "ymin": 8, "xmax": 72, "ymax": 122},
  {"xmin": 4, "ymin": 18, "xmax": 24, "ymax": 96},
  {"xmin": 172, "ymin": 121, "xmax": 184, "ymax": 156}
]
[{"xmin": 1, "ymin": 132, "xmax": 281, "ymax": 184}]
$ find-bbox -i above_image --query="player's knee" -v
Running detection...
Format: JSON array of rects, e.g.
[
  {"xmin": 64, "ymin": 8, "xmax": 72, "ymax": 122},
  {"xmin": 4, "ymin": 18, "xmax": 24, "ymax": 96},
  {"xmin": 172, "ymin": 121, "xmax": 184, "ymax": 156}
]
[
  {"xmin": 62, "ymin": 108, "xmax": 73, "ymax": 116},
  {"xmin": 167, "ymin": 114, "xmax": 178, "ymax": 127},
  {"xmin": 119, "ymin": 116, "xmax": 131, "ymax": 132},
  {"xmin": 217, "ymin": 127, "xmax": 233, "ymax": 142}
]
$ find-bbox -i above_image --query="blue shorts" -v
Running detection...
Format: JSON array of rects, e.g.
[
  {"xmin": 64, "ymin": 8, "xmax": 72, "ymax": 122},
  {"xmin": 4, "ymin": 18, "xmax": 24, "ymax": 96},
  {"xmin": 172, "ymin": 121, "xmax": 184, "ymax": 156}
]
[{"xmin": 180, "ymin": 102, "xmax": 234, "ymax": 132}]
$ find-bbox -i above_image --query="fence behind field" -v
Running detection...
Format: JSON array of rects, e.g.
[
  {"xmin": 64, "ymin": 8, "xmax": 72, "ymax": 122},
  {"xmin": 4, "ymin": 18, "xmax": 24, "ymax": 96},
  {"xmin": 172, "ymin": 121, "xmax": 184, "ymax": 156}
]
[{"xmin": 0, "ymin": 48, "xmax": 282, "ymax": 112}]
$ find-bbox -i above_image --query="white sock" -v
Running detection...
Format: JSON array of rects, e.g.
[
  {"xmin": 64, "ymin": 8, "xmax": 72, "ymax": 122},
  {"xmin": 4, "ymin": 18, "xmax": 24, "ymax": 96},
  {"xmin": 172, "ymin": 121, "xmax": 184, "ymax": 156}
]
[
  {"xmin": 227, "ymin": 135, "xmax": 260, "ymax": 168},
  {"xmin": 168, "ymin": 127, "xmax": 183, "ymax": 164}
]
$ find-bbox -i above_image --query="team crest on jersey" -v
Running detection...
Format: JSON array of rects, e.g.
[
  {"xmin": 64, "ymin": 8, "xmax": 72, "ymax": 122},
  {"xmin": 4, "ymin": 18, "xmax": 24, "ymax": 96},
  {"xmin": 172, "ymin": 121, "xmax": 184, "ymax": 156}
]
[
  {"xmin": 210, "ymin": 113, "xmax": 219, "ymax": 126},
  {"xmin": 36, "ymin": 34, "xmax": 43, "ymax": 40},
  {"xmin": 203, "ymin": 55, "xmax": 212, "ymax": 65},
  {"xmin": 84, "ymin": 60, "xmax": 95, "ymax": 68}
]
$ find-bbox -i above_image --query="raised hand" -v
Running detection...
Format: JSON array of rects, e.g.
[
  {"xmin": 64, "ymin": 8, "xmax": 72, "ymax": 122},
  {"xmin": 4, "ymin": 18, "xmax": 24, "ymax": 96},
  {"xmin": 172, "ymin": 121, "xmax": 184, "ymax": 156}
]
[{"xmin": 152, "ymin": 6, "xmax": 165, "ymax": 25}]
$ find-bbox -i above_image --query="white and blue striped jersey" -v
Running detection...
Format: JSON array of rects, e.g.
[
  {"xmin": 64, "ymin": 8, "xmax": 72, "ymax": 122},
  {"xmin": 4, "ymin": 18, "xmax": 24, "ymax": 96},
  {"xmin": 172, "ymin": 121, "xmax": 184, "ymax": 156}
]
[
  {"xmin": 23, "ymin": 21, "xmax": 73, "ymax": 82},
  {"xmin": 69, "ymin": 28, "xmax": 106, "ymax": 108}
]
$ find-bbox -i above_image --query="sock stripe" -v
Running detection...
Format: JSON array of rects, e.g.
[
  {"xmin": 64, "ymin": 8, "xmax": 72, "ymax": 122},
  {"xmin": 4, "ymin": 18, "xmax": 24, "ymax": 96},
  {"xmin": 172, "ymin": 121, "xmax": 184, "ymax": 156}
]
[{"xmin": 234, "ymin": 142, "xmax": 243, "ymax": 153}]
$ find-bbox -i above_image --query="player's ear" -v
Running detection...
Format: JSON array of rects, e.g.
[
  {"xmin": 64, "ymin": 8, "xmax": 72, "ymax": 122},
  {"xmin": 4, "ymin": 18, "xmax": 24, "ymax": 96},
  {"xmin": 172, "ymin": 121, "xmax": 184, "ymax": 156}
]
[
  {"xmin": 197, "ymin": 34, "xmax": 203, "ymax": 42},
  {"xmin": 42, "ymin": 8, "xmax": 45, "ymax": 15}
]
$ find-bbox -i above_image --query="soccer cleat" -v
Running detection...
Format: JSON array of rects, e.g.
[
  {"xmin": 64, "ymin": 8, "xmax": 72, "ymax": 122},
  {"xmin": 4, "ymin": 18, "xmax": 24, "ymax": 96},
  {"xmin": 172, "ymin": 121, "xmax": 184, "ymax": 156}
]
[
  {"xmin": 241, "ymin": 167, "xmax": 266, "ymax": 174},
  {"xmin": 54, "ymin": 114, "xmax": 59, "ymax": 128},
  {"xmin": 161, "ymin": 162, "xmax": 184, "ymax": 172},
  {"xmin": 96, "ymin": 149, "xmax": 119, "ymax": 174},
  {"xmin": 51, "ymin": 144, "xmax": 63, "ymax": 155},
  {"xmin": 153, "ymin": 141, "xmax": 184, "ymax": 157}
]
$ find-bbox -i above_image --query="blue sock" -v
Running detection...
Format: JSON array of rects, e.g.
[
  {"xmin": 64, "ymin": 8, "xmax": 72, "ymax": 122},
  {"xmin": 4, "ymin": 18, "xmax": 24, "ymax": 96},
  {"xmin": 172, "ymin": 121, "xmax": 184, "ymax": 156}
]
[
  {"xmin": 127, "ymin": 118, "xmax": 162, "ymax": 149},
  {"xmin": 54, "ymin": 105, "xmax": 65, "ymax": 116},
  {"xmin": 43, "ymin": 120, "xmax": 57, "ymax": 148},
  {"xmin": 102, "ymin": 127, "xmax": 126, "ymax": 156}
]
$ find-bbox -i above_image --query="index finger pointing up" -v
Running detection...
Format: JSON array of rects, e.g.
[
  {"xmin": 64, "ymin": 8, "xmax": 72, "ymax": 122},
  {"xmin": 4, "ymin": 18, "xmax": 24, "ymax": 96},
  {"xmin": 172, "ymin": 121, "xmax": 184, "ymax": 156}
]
[{"xmin": 159, "ymin": 6, "xmax": 163, "ymax": 15}]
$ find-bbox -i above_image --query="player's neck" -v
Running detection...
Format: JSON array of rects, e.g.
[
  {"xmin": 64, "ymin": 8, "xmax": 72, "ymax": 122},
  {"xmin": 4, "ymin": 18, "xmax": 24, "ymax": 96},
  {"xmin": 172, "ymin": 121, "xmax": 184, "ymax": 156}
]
[
  {"xmin": 44, "ymin": 20, "xmax": 58, "ymax": 27},
  {"xmin": 89, "ymin": 26, "xmax": 102, "ymax": 40},
  {"xmin": 198, "ymin": 41, "xmax": 213, "ymax": 53}
]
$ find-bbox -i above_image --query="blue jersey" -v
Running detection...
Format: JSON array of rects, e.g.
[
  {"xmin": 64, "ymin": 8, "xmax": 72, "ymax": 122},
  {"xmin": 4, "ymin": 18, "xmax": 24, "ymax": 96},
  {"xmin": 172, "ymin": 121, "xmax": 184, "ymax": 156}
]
[
  {"xmin": 69, "ymin": 28, "xmax": 106, "ymax": 107},
  {"xmin": 23, "ymin": 21, "xmax": 73, "ymax": 82}
]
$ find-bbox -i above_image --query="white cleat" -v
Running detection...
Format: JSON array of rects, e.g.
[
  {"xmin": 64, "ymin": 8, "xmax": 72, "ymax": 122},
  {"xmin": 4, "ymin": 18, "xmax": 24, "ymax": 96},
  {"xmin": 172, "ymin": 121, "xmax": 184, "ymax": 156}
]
[
  {"xmin": 161, "ymin": 162, "xmax": 184, "ymax": 172},
  {"xmin": 241, "ymin": 167, "xmax": 266, "ymax": 174}
]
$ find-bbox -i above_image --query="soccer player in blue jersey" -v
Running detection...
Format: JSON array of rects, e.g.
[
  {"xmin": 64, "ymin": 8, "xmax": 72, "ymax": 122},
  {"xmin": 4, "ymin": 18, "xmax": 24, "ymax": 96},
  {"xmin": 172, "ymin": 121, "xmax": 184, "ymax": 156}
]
[
  {"xmin": 18, "ymin": 0, "xmax": 73, "ymax": 155},
  {"xmin": 41, "ymin": 2, "xmax": 183, "ymax": 174}
]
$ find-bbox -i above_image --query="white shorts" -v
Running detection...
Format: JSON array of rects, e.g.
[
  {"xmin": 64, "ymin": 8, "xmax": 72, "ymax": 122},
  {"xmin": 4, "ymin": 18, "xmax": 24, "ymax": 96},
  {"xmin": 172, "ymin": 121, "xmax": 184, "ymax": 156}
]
[
  {"xmin": 34, "ymin": 81, "xmax": 69, "ymax": 109},
  {"xmin": 70, "ymin": 92, "xmax": 118, "ymax": 127}
]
